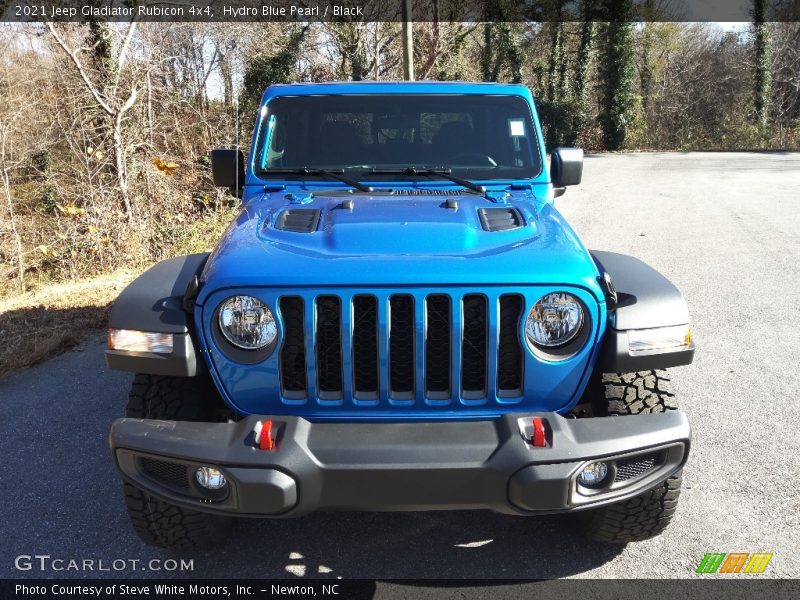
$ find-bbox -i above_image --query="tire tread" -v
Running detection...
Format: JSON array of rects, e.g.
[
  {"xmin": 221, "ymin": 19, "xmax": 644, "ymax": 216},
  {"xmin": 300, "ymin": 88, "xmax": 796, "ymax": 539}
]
[
  {"xmin": 579, "ymin": 369, "xmax": 683, "ymax": 543},
  {"xmin": 123, "ymin": 373, "xmax": 232, "ymax": 550}
]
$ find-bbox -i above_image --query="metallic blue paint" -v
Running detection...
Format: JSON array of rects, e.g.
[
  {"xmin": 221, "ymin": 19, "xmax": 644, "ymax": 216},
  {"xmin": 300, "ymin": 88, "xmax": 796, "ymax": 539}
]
[
  {"xmin": 195, "ymin": 82, "xmax": 606, "ymax": 420},
  {"xmin": 197, "ymin": 285, "xmax": 604, "ymax": 419}
]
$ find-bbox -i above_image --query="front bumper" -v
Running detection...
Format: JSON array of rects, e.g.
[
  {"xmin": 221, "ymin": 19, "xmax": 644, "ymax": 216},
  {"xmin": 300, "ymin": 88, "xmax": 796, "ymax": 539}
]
[{"xmin": 109, "ymin": 412, "xmax": 690, "ymax": 517}]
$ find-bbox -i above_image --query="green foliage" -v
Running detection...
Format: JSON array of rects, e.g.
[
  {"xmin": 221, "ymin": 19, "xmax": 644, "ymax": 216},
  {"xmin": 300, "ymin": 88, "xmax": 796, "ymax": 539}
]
[
  {"xmin": 479, "ymin": 1, "xmax": 523, "ymax": 83},
  {"xmin": 598, "ymin": 1, "xmax": 635, "ymax": 150},
  {"xmin": 239, "ymin": 26, "xmax": 308, "ymax": 118},
  {"xmin": 752, "ymin": 0, "xmax": 773, "ymax": 129},
  {"xmin": 435, "ymin": 27, "xmax": 472, "ymax": 81},
  {"xmin": 638, "ymin": 25, "xmax": 654, "ymax": 113},
  {"xmin": 574, "ymin": 20, "xmax": 595, "ymax": 104},
  {"xmin": 331, "ymin": 22, "xmax": 371, "ymax": 81},
  {"xmin": 546, "ymin": 21, "xmax": 567, "ymax": 101},
  {"xmin": 87, "ymin": 22, "xmax": 113, "ymax": 75},
  {"xmin": 40, "ymin": 184, "xmax": 58, "ymax": 215},
  {"xmin": 31, "ymin": 151, "xmax": 52, "ymax": 174},
  {"xmin": 28, "ymin": 152, "xmax": 58, "ymax": 214},
  {"xmin": 538, "ymin": 98, "xmax": 584, "ymax": 149},
  {"xmin": 5, "ymin": 19, "xmax": 800, "ymax": 300},
  {"xmin": 480, "ymin": 21, "xmax": 523, "ymax": 83}
]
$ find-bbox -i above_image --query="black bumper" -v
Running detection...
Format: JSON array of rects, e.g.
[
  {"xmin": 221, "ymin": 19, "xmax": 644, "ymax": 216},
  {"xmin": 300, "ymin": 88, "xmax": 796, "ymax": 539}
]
[{"xmin": 109, "ymin": 412, "xmax": 690, "ymax": 517}]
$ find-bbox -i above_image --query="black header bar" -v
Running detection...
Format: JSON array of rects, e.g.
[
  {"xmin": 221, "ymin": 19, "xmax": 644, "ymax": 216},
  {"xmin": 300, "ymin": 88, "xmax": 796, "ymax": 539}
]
[{"xmin": 2, "ymin": 0, "xmax": 798, "ymax": 23}]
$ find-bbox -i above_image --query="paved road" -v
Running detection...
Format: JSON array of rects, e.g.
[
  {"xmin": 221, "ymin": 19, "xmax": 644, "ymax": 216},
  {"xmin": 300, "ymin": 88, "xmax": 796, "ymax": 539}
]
[{"xmin": 2, "ymin": 153, "xmax": 799, "ymax": 588}]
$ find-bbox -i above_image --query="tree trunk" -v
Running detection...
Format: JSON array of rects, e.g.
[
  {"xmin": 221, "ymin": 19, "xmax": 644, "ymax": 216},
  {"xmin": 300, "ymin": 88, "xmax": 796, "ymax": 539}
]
[
  {"xmin": 219, "ymin": 45, "xmax": 235, "ymax": 107},
  {"xmin": 547, "ymin": 22, "xmax": 564, "ymax": 101},
  {"xmin": 752, "ymin": 0, "xmax": 773, "ymax": 130},
  {"xmin": 598, "ymin": 0, "xmax": 635, "ymax": 150},
  {"xmin": 480, "ymin": 23, "xmax": 493, "ymax": 81},
  {"xmin": 46, "ymin": 21, "xmax": 139, "ymax": 222},
  {"xmin": 113, "ymin": 110, "xmax": 132, "ymax": 221},
  {"xmin": 401, "ymin": 0, "xmax": 415, "ymax": 81},
  {"xmin": 574, "ymin": 18, "xmax": 596, "ymax": 138},
  {"xmin": 575, "ymin": 19, "xmax": 595, "ymax": 103},
  {"xmin": 1, "ymin": 167, "xmax": 24, "ymax": 292}
]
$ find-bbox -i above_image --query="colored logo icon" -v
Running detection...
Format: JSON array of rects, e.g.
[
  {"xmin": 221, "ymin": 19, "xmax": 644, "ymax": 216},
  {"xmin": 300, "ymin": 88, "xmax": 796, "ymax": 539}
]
[{"xmin": 696, "ymin": 552, "xmax": 773, "ymax": 574}]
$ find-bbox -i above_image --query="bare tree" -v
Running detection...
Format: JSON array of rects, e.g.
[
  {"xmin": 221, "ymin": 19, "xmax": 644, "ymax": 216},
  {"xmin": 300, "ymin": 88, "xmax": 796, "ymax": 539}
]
[
  {"xmin": 46, "ymin": 21, "xmax": 141, "ymax": 221},
  {"xmin": 0, "ymin": 29, "xmax": 54, "ymax": 291},
  {"xmin": 2, "ymin": 19, "xmax": 799, "ymax": 300},
  {"xmin": 770, "ymin": 23, "xmax": 800, "ymax": 145}
]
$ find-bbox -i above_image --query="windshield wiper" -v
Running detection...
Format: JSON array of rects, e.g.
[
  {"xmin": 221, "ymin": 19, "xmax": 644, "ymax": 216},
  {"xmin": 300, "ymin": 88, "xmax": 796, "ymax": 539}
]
[
  {"xmin": 370, "ymin": 167, "xmax": 486, "ymax": 194},
  {"xmin": 265, "ymin": 168, "xmax": 373, "ymax": 193}
]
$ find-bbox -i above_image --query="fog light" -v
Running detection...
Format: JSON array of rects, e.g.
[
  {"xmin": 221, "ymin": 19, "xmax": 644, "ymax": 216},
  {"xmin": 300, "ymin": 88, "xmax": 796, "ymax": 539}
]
[
  {"xmin": 195, "ymin": 467, "xmax": 227, "ymax": 490},
  {"xmin": 578, "ymin": 462, "xmax": 609, "ymax": 487}
]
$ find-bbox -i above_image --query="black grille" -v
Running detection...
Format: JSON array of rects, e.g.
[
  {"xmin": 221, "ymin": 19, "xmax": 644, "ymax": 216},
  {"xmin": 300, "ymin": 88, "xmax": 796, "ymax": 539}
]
[
  {"xmin": 478, "ymin": 208, "xmax": 523, "ymax": 232},
  {"xmin": 276, "ymin": 291, "xmax": 527, "ymax": 405},
  {"xmin": 461, "ymin": 294, "xmax": 487, "ymax": 395},
  {"xmin": 390, "ymin": 189, "xmax": 465, "ymax": 196},
  {"xmin": 279, "ymin": 297, "xmax": 307, "ymax": 396},
  {"xmin": 425, "ymin": 295, "xmax": 451, "ymax": 397},
  {"xmin": 352, "ymin": 295, "xmax": 379, "ymax": 397},
  {"xmin": 615, "ymin": 452, "xmax": 661, "ymax": 482},
  {"xmin": 275, "ymin": 209, "xmax": 321, "ymax": 233},
  {"xmin": 316, "ymin": 296, "xmax": 343, "ymax": 397},
  {"xmin": 497, "ymin": 294, "xmax": 524, "ymax": 394},
  {"xmin": 389, "ymin": 295, "xmax": 415, "ymax": 396},
  {"xmin": 140, "ymin": 458, "xmax": 189, "ymax": 489}
]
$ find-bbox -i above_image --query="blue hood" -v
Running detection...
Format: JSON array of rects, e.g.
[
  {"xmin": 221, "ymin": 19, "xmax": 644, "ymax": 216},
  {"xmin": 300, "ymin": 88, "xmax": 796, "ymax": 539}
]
[
  {"xmin": 198, "ymin": 187, "xmax": 603, "ymax": 300},
  {"xmin": 195, "ymin": 184, "xmax": 608, "ymax": 418}
]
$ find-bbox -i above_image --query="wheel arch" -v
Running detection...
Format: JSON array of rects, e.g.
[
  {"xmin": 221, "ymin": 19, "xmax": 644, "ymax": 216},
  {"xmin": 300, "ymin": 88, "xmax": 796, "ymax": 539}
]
[
  {"xmin": 105, "ymin": 253, "xmax": 209, "ymax": 377},
  {"xmin": 591, "ymin": 251, "xmax": 695, "ymax": 373}
]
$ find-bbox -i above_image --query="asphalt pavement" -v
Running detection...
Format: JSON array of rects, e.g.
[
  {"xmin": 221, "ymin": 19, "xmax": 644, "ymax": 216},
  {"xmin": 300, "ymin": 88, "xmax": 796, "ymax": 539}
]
[{"xmin": 1, "ymin": 152, "xmax": 799, "ymax": 588}]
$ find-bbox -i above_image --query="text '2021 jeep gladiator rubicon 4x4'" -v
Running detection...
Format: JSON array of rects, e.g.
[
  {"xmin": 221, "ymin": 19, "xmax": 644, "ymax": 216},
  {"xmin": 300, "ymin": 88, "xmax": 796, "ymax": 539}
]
[{"xmin": 106, "ymin": 82, "xmax": 695, "ymax": 550}]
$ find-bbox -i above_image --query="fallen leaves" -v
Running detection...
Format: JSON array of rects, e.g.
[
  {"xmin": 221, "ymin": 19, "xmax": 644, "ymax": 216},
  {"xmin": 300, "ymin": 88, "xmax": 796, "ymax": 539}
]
[
  {"xmin": 151, "ymin": 156, "xmax": 178, "ymax": 175},
  {"xmin": 56, "ymin": 203, "xmax": 86, "ymax": 217}
]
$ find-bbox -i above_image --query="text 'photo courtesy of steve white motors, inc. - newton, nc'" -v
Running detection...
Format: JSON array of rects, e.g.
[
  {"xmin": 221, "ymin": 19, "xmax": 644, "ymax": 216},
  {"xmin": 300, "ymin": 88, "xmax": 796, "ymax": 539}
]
[
  {"xmin": 24, "ymin": 2, "xmax": 364, "ymax": 19},
  {"xmin": 14, "ymin": 583, "xmax": 343, "ymax": 597}
]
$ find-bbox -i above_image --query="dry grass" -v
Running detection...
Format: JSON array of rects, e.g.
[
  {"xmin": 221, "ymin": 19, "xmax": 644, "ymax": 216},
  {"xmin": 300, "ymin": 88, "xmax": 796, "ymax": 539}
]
[{"xmin": 0, "ymin": 269, "xmax": 140, "ymax": 378}]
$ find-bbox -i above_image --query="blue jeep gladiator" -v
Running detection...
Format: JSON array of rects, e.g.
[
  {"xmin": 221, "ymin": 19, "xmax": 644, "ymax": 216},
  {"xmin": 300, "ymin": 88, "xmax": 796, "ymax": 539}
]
[{"xmin": 106, "ymin": 82, "xmax": 695, "ymax": 549}]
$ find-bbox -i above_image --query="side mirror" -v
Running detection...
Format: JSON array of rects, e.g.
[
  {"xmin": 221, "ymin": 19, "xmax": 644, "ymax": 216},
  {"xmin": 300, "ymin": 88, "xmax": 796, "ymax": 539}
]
[
  {"xmin": 210, "ymin": 148, "xmax": 245, "ymax": 189},
  {"xmin": 550, "ymin": 147, "xmax": 584, "ymax": 188}
]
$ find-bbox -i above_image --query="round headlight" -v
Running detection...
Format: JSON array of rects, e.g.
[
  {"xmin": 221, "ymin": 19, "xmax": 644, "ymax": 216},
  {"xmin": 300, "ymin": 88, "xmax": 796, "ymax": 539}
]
[
  {"xmin": 218, "ymin": 296, "xmax": 277, "ymax": 350},
  {"xmin": 525, "ymin": 292, "xmax": 585, "ymax": 348}
]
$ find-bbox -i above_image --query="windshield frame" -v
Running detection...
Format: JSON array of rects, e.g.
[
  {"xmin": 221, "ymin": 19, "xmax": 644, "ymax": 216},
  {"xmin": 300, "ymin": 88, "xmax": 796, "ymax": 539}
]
[{"xmin": 250, "ymin": 93, "xmax": 545, "ymax": 186}]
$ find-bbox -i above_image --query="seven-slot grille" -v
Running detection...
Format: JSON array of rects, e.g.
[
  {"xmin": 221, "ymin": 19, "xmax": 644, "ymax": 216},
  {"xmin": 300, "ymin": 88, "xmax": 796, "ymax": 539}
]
[{"xmin": 278, "ymin": 292, "xmax": 525, "ymax": 404}]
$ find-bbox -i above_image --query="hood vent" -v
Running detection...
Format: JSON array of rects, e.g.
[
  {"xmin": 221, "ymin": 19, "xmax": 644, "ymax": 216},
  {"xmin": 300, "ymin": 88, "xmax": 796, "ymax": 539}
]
[
  {"xmin": 390, "ymin": 189, "xmax": 465, "ymax": 196},
  {"xmin": 478, "ymin": 208, "xmax": 523, "ymax": 232},
  {"xmin": 275, "ymin": 209, "xmax": 321, "ymax": 233}
]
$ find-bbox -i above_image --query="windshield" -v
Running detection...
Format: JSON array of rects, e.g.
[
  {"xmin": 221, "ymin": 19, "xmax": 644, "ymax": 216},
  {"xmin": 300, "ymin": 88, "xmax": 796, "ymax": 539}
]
[{"xmin": 254, "ymin": 94, "xmax": 541, "ymax": 181}]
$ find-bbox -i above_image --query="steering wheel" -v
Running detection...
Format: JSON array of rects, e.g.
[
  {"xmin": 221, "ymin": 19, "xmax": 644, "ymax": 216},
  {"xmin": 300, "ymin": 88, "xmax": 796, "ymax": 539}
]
[{"xmin": 445, "ymin": 152, "xmax": 498, "ymax": 167}]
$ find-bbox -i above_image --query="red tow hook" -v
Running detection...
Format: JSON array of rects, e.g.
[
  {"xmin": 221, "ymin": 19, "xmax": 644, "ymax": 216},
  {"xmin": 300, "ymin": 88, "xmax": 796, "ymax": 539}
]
[
  {"xmin": 531, "ymin": 417, "xmax": 547, "ymax": 447},
  {"xmin": 253, "ymin": 419, "xmax": 275, "ymax": 450}
]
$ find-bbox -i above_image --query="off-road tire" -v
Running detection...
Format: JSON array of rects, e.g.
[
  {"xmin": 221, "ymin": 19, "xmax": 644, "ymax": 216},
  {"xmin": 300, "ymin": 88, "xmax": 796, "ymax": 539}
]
[
  {"xmin": 596, "ymin": 370, "xmax": 678, "ymax": 416},
  {"xmin": 579, "ymin": 369, "xmax": 683, "ymax": 543},
  {"xmin": 123, "ymin": 373, "xmax": 233, "ymax": 550}
]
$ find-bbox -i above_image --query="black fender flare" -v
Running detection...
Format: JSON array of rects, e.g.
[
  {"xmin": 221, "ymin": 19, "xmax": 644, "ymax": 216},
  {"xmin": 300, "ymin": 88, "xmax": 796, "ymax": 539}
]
[
  {"xmin": 105, "ymin": 253, "xmax": 208, "ymax": 377},
  {"xmin": 591, "ymin": 251, "xmax": 695, "ymax": 372}
]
